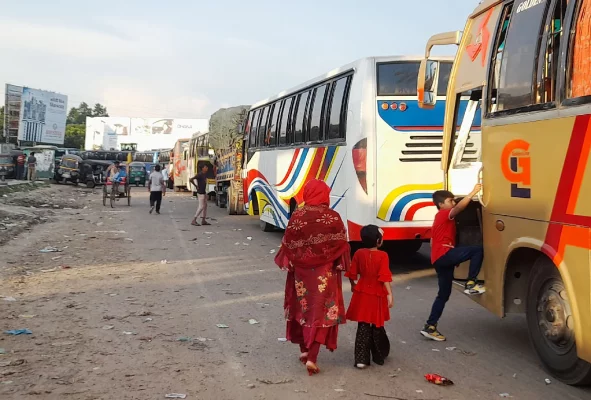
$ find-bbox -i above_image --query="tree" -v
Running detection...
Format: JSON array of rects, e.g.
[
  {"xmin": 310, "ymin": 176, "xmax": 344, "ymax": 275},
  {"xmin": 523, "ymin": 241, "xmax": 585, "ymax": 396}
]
[
  {"xmin": 66, "ymin": 102, "xmax": 109, "ymax": 125},
  {"xmin": 64, "ymin": 124, "xmax": 86, "ymax": 149}
]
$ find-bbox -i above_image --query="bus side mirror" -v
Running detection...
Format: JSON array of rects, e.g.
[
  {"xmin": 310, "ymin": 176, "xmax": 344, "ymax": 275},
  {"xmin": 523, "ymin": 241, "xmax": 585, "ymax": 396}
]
[{"xmin": 418, "ymin": 59, "xmax": 438, "ymax": 109}]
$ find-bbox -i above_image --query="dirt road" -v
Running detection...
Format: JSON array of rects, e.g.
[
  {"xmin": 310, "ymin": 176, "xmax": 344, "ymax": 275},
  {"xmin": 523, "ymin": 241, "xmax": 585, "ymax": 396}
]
[{"xmin": 1, "ymin": 186, "xmax": 590, "ymax": 399}]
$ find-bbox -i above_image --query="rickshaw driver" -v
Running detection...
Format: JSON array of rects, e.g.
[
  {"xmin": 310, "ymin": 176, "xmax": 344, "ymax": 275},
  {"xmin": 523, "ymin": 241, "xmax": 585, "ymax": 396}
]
[{"xmin": 106, "ymin": 161, "xmax": 127, "ymax": 197}]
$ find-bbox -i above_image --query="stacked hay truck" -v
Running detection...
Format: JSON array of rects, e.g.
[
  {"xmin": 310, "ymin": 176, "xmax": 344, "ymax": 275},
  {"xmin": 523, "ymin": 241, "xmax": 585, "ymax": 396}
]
[{"xmin": 209, "ymin": 106, "xmax": 249, "ymax": 215}]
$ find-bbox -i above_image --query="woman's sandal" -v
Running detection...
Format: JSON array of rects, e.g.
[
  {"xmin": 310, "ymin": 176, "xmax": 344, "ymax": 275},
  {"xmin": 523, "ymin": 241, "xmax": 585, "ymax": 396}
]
[
  {"xmin": 306, "ymin": 361, "xmax": 320, "ymax": 376},
  {"xmin": 299, "ymin": 352, "xmax": 308, "ymax": 364}
]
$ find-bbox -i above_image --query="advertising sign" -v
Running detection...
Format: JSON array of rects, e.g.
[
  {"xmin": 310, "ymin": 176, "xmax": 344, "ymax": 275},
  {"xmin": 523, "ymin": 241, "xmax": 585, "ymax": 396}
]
[{"xmin": 17, "ymin": 87, "xmax": 68, "ymax": 145}]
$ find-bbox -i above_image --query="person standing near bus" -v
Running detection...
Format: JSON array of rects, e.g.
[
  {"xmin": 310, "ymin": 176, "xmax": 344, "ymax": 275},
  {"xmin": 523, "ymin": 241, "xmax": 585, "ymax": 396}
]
[
  {"xmin": 190, "ymin": 165, "xmax": 210, "ymax": 226},
  {"xmin": 161, "ymin": 164, "xmax": 169, "ymax": 189},
  {"xmin": 16, "ymin": 153, "xmax": 25, "ymax": 180},
  {"xmin": 148, "ymin": 164, "xmax": 165, "ymax": 214},
  {"xmin": 27, "ymin": 152, "xmax": 37, "ymax": 181}
]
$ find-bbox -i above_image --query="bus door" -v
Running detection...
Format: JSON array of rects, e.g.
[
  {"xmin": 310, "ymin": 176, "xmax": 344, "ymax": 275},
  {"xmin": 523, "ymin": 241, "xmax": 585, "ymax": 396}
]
[{"xmin": 447, "ymin": 92, "xmax": 482, "ymax": 197}]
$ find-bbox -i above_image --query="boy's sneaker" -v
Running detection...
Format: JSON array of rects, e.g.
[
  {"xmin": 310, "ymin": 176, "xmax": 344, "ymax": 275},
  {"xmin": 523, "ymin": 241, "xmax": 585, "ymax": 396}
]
[
  {"xmin": 420, "ymin": 324, "xmax": 446, "ymax": 342},
  {"xmin": 464, "ymin": 280, "xmax": 486, "ymax": 295}
]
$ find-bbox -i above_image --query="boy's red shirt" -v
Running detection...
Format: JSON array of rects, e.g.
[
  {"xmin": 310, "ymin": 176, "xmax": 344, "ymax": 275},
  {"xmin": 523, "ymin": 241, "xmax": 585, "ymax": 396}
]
[{"xmin": 431, "ymin": 208, "xmax": 456, "ymax": 264}]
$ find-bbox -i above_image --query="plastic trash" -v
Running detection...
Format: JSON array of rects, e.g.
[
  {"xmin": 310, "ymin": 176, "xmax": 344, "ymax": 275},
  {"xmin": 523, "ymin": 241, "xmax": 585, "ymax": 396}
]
[
  {"xmin": 278, "ymin": 337, "xmax": 288, "ymax": 342},
  {"xmin": 248, "ymin": 319, "xmax": 259, "ymax": 325},
  {"xmin": 425, "ymin": 373, "xmax": 454, "ymax": 386},
  {"xmin": 102, "ymin": 325, "xmax": 114, "ymax": 330},
  {"xmin": 4, "ymin": 329, "xmax": 32, "ymax": 335},
  {"xmin": 269, "ymin": 249, "xmax": 276, "ymax": 254},
  {"xmin": 545, "ymin": 378, "xmax": 551, "ymax": 385},
  {"xmin": 247, "ymin": 236, "xmax": 253, "ymax": 240},
  {"xmin": 216, "ymin": 324, "xmax": 229, "ymax": 328},
  {"xmin": 1, "ymin": 297, "xmax": 16, "ymax": 302},
  {"xmin": 161, "ymin": 260, "xmax": 168, "ymax": 264},
  {"xmin": 499, "ymin": 394, "xmax": 511, "ymax": 398},
  {"xmin": 165, "ymin": 394, "xmax": 187, "ymax": 399},
  {"xmin": 39, "ymin": 246, "xmax": 60, "ymax": 253},
  {"xmin": 177, "ymin": 337, "xmax": 192, "ymax": 342}
]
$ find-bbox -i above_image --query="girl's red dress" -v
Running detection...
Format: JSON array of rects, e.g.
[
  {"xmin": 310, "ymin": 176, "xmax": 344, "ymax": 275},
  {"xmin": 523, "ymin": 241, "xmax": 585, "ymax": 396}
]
[{"xmin": 345, "ymin": 249, "xmax": 392, "ymax": 328}]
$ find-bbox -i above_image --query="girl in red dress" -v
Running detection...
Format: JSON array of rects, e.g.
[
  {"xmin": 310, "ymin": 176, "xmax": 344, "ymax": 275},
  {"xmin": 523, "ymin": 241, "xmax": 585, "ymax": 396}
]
[{"xmin": 345, "ymin": 225, "xmax": 393, "ymax": 369}]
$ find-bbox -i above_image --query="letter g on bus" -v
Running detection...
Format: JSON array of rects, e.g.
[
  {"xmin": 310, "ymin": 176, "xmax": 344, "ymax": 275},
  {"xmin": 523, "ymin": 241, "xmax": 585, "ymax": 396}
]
[{"xmin": 501, "ymin": 139, "xmax": 531, "ymax": 199}]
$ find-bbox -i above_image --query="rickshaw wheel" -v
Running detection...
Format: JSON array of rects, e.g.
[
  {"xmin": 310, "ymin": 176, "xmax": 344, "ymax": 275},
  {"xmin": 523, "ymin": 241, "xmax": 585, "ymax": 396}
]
[
  {"xmin": 127, "ymin": 186, "xmax": 131, "ymax": 206},
  {"xmin": 86, "ymin": 181, "xmax": 95, "ymax": 189},
  {"xmin": 102, "ymin": 186, "xmax": 107, "ymax": 206}
]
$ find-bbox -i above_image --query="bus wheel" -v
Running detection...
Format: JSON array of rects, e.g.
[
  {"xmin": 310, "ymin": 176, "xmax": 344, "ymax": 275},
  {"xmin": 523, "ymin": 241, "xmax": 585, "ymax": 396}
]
[
  {"xmin": 526, "ymin": 257, "xmax": 591, "ymax": 385},
  {"xmin": 259, "ymin": 218, "xmax": 274, "ymax": 232}
]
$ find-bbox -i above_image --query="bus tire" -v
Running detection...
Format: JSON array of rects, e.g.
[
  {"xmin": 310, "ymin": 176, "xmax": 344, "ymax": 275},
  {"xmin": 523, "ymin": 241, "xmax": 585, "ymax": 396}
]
[
  {"xmin": 526, "ymin": 257, "xmax": 591, "ymax": 385},
  {"xmin": 260, "ymin": 218, "xmax": 274, "ymax": 232}
]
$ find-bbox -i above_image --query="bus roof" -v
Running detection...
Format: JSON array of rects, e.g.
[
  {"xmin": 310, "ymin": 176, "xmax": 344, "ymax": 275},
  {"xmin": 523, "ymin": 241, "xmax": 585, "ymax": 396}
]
[{"xmin": 251, "ymin": 55, "xmax": 455, "ymax": 110}]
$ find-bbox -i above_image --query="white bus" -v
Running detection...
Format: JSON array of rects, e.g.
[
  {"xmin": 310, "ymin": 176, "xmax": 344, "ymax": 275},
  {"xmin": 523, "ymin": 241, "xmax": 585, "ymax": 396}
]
[{"xmin": 242, "ymin": 56, "xmax": 479, "ymax": 251}]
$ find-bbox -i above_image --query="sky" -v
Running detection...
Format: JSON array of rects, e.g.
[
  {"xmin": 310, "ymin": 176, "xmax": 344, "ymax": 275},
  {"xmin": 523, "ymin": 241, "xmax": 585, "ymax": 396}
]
[{"xmin": 0, "ymin": 0, "xmax": 478, "ymax": 119}]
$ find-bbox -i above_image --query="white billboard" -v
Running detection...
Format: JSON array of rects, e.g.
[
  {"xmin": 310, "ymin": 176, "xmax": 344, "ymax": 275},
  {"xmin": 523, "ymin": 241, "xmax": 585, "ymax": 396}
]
[
  {"xmin": 17, "ymin": 87, "xmax": 68, "ymax": 145},
  {"xmin": 85, "ymin": 117, "xmax": 208, "ymax": 151}
]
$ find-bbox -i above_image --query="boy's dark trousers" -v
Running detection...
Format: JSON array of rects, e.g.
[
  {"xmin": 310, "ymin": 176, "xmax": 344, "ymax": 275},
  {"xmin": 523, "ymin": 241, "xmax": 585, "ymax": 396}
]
[
  {"xmin": 426, "ymin": 245, "xmax": 483, "ymax": 326},
  {"xmin": 355, "ymin": 323, "xmax": 390, "ymax": 366},
  {"xmin": 150, "ymin": 191, "xmax": 163, "ymax": 212}
]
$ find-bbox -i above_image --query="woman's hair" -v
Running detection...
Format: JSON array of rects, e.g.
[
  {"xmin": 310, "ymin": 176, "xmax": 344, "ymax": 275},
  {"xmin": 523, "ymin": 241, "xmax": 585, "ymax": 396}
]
[{"xmin": 360, "ymin": 224, "xmax": 383, "ymax": 248}]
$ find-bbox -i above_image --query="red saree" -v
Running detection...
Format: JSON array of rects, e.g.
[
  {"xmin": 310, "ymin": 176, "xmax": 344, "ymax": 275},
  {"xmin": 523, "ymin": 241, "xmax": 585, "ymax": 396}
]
[{"xmin": 275, "ymin": 180, "xmax": 350, "ymax": 355}]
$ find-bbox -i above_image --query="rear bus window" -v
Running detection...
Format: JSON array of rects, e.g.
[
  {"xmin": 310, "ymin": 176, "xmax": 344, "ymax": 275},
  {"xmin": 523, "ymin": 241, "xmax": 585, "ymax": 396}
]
[
  {"xmin": 293, "ymin": 91, "xmax": 311, "ymax": 144},
  {"xmin": 278, "ymin": 97, "xmax": 293, "ymax": 146},
  {"xmin": 308, "ymin": 84, "xmax": 328, "ymax": 142},
  {"xmin": 377, "ymin": 62, "xmax": 420, "ymax": 96}
]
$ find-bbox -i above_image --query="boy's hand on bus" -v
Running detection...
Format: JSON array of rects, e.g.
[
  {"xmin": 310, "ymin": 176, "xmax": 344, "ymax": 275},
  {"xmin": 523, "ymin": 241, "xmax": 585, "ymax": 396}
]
[
  {"xmin": 471, "ymin": 183, "xmax": 482, "ymax": 195},
  {"xmin": 387, "ymin": 294, "xmax": 393, "ymax": 308}
]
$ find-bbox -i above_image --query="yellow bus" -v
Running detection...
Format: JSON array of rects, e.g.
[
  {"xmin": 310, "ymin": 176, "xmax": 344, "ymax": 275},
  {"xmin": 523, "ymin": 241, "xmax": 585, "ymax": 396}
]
[{"xmin": 417, "ymin": 0, "xmax": 591, "ymax": 385}]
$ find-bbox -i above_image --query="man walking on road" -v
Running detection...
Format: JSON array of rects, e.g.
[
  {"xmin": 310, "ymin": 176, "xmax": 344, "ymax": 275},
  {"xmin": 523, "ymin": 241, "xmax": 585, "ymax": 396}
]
[
  {"xmin": 148, "ymin": 164, "xmax": 165, "ymax": 215},
  {"xmin": 27, "ymin": 152, "xmax": 37, "ymax": 181},
  {"xmin": 190, "ymin": 165, "xmax": 210, "ymax": 226}
]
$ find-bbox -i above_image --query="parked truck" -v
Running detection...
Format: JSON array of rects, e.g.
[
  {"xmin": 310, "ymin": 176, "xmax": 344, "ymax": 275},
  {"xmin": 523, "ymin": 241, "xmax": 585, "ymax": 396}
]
[{"xmin": 208, "ymin": 106, "xmax": 249, "ymax": 215}]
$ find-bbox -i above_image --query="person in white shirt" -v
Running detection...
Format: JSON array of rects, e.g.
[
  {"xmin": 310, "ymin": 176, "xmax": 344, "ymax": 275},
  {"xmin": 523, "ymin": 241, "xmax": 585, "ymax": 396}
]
[
  {"xmin": 161, "ymin": 164, "xmax": 169, "ymax": 189},
  {"xmin": 148, "ymin": 165, "xmax": 166, "ymax": 214}
]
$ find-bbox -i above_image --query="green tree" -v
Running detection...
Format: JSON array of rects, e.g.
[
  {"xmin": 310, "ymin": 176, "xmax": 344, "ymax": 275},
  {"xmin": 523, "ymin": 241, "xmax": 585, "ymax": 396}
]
[
  {"xmin": 66, "ymin": 102, "xmax": 109, "ymax": 125},
  {"xmin": 64, "ymin": 124, "xmax": 86, "ymax": 149}
]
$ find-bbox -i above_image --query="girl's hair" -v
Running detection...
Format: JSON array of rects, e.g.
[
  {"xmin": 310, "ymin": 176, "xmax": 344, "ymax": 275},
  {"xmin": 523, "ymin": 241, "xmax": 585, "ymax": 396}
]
[{"xmin": 360, "ymin": 224, "xmax": 383, "ymax": 248}]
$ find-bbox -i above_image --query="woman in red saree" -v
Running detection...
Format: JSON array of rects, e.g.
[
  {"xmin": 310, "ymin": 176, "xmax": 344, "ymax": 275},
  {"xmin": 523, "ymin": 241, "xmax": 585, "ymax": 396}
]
[{"xmin": 275, "ymin": 179, "xmax": 351, "ymax": 375}]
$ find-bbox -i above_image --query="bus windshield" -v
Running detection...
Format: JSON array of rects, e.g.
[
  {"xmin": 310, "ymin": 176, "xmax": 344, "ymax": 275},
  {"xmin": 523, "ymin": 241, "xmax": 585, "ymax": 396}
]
[{"xmin": 378, "ymin": 61, "xmax": 451, "ymax": 96}]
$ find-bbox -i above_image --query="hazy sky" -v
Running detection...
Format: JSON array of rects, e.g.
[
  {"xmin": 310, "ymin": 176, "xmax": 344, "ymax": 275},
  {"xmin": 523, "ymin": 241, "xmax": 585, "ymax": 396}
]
[{"xmin": 0, "ymin": 0, "xmax": 477, "ymax": 119}]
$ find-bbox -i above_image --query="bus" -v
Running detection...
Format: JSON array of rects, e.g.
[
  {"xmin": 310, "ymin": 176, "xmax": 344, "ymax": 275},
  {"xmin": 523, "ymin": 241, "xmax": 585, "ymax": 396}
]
[
  {"xmin": 172, "ymin": 138, "xmax": 190, "ymax": 192},
  {"xmin": 188, "ymin": 132, "xmax": 216, "ymax": 197},
  {"xmin": 158, "ymin": 148, "xmax": 173, "ymax": 189},
  {"xmin": 242, "ymin": 55, "xmax": 476, "ymax": 252},
  {"xmin": 417, "ymin": 0, "xmax": 591, "ymax": 385}
]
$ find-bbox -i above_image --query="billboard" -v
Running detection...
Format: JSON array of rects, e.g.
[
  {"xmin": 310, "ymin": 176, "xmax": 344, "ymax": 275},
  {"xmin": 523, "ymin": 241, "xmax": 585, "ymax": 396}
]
[
  {"xmin": 85, "ymin": 117, "xmax": 209, "ymax": 151},
  {"xmin": 16, "ymin": 87, "xmax": 68, "ymax": 145}
]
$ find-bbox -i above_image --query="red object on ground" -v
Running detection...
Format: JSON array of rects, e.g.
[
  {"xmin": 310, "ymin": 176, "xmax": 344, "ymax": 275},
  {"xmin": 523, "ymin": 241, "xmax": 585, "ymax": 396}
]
[{"xmin": 425, "ymin": 373, "xmax": 454, "ymax": 386}]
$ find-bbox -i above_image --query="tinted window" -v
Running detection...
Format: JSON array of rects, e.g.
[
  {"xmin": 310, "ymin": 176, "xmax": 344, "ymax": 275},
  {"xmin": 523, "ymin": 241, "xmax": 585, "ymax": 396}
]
[
  {"xmin": 308, "ymin": 84, "xmax": 328, "ymax": 142},
  {"xmin": 437, "ymin": 62, "xmax": 453, "ymax": 96},
  {"xmin": 327, "ymin": 76, "xmax": 350, "ymax": 140},
  {"xmin": 278, "ymin": 97, "xmax": 293, "ymax": 146},
  {"xmin": 569, "ymin": 0, "xmax": 591, "ymax": 98},
  {"xmin": 266, "ymin": 104, "xmax": 277, "ymax": 147},
  {"xmin": 293, "ymin": 91, "xmax": 311, "ymax": 143},
  {"xmin": 492, "ymin": 2, "xmax": 548, "ymax": 112},
  {"xmin": 377, "ymin": 62, "xmax": 420, "ymax": 96},
  {"xmin": 257, "ymin": 107, "xmax": 269, "ymax": 147},
  {"xmin": 249, "ymin": 110, "xmax": 259, "ymax": 148}
]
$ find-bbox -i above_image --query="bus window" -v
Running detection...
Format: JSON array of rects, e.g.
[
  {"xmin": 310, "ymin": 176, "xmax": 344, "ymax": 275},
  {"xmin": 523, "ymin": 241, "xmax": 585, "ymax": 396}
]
[
  {"xmin": 327, "ymin": 76, "xmax": 350, "ymax": 141},
  {"xmin": 437, "ymin": 62, "xmax": 453, "ymax": 96},
  {"xmin": 377, "ymin": 62, "xmax": 420, "ymax": 96},
  {"xmin": 257, "ymin": 107, "xmax": 269, "ymax": 147},
  {"xmin": 569, "ymin": 0, "xmax": 591, "ymax": 99},
  {"xmin": 278, "ymin": 97, "xmax": 293, "ymax": 146},
  {"xmin": 293, "ymin": 91, "xmax": 311, "ymax": 144},
  {"xmin": 489, "ymin": 2, "xmax": 548, "ymax": 113},
  {"xmin": 308, "ymin": 84, "xmax": 329, "ymax": 142},
  {"xmin": 249, "ymin": 110, "xmax": 259, "ymax": 149},
  {"xmin": 266, "ymin": 104, "xmax": 277, "ymax": 146},
  {"xmin": 536, "ymin": 0, "xmax": 567, "ymax": 104}
]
